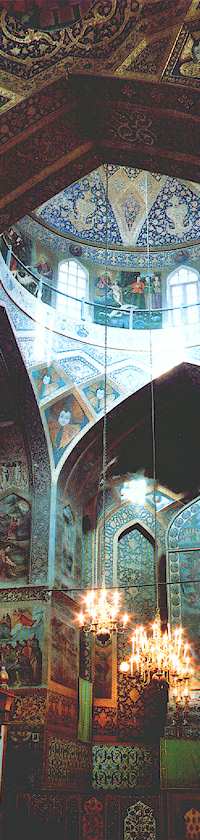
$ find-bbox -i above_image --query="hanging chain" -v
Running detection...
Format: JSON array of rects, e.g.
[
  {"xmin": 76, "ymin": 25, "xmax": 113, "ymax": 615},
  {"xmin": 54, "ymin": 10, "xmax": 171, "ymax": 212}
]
[
  {"xmin": 145, "ymin": 172, "xmax": 159, "ymax": 610},
  {"xmin": 102, "ymin": 163, "xmax": 109, "ymax": 587}
]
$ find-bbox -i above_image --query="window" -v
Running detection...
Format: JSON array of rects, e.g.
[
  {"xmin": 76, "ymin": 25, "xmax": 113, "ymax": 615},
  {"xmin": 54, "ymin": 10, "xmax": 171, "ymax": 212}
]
[
  {"xmin": 57, "ymin": 260, "xmax": 88, "ymax": 320},
  {"xmin": 168, "ymin": 266, "xmax": 199, "ymax": 326}
]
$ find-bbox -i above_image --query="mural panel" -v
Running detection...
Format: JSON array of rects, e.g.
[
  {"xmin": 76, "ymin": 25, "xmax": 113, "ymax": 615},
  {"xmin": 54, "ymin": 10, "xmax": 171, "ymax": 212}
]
[
  {"xmin": 94, "ymin": 636, "xmax": 114, "ymax": 705},
  {"xmin": 31, "ymin": 363, "xmax": 71, "ymax": 403},
  {"xmin": 44, "ymin": 392, "xmax": 89, "ymax": 467},
  {"xmin": 0, "ymin": 493, "xmax": 31, "ymax": 581},
  {"xmin": 0, "ymin": 604, "xmax": 43, "ymax": 687},
  {"xmin": 51, "ymin": 609, "xmax": 79, "ymax": 693}
]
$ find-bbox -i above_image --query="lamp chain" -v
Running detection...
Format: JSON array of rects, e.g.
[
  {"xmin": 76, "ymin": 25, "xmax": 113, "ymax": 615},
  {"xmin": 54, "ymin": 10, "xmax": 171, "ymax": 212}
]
[
  {"xmin": 102, "ymin": 164, "xmax": 109, "ymax": 587},
  {"xmin": 145, "ymin": 172, "xmax": 159, "ymax": 610}
]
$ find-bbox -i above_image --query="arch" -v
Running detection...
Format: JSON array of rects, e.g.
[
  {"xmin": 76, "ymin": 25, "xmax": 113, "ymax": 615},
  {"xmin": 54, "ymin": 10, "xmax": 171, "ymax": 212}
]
[
  {"xmin": 167, "ymin": 264, "xmax": 199, "ymax": 326},
  {"xmin": 57, "ymin": 258, "xmax": 88, "ymax": 320},
  {"xmin": 97, "ymin": 503, "xmax": 165, "ymax": 587},
  {"xmin": 117, "ymin": 522, "xmax": 155, "ymax": 617},
  {"xmin": 124, "ymin": 801, "xmax": 156, "ymax": 840},
  {"xmin": 167, "ymin": 496, "xmax": 200, "ymax": 670}
]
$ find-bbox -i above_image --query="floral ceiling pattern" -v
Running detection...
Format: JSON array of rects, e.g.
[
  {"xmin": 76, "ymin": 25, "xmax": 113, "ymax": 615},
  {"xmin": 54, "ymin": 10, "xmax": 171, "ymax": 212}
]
[{"xmin": 35, "ymin": 165, "xmax": 200, "ymax": 248}]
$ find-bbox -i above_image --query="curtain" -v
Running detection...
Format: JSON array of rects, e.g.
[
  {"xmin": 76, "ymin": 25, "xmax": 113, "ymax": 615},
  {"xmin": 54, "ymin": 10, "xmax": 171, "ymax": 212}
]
[
  {"xmin": 78, "ymin": 677, "xmax": 93, "ymax": 742},
  {"xmin": 160, "ymin": 739, "xmax": 200, "ymax": 787}
]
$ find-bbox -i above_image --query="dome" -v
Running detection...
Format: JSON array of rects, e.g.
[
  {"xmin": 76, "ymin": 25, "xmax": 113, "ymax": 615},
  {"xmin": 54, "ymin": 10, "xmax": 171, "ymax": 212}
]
[{"xmin": 34, "ymin": 165, "xmax": 200, "ymax": 250}]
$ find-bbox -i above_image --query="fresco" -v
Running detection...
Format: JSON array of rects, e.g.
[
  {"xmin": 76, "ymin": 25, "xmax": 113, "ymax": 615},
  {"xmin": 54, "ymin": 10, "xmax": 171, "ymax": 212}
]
[
  {"xmin": 94, "ymin": 637, "xmax": 113, "ymax": 702},
  {"xmin": 0, "ymin": 605, "xmax": 43, "ymax": 686},
  {"xmin": 31, "ymin": 363, "xmax": 71, "ymax": 403},
  {"xmin": 51, "ymin": 611, "xmax": 79, "ymax": 692},
  {"xmin": 82, "ymin": 377, "xmax": 121, "ymax": 414},
  {"xmin": 44, "ymin": 392, "xmax": 89, "ymax": 466},
  {"xmin": 0, "ymin": 493, "xmax": 31, "ymax": 581},
  {"xmin": 94, "ymin": 269, "xmax": 162, "ymax": 328}
]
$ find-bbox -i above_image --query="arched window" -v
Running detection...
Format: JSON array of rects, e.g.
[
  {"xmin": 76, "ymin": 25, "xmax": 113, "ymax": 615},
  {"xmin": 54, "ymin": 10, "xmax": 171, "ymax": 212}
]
[
  {"xmin": 167, "ymin": 266, "xmax": 199, "ymax": 326},
  {"xmin": 57, "ymin": 259, "xmax": 88, "ymax": 320}
]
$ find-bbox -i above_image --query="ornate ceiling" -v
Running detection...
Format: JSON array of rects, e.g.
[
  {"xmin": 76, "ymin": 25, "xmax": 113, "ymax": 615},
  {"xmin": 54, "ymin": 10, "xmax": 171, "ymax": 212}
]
[
  {"xmin": 0, "ymin": 0, "xmax": 199, "ymax": 107},
  {"xmin": 34, "ymin": 164, "xmax": 200, "ymax": 248},
  {"xmin": 2, "ymin": 0, "xmax": 200, "ymax": 232}
]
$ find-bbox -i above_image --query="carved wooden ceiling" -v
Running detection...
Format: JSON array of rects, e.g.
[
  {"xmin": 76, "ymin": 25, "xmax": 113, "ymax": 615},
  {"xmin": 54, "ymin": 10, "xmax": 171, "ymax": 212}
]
[{"xmin": 1, "ymin": 0, "xmax": 200, "ymax": 231}]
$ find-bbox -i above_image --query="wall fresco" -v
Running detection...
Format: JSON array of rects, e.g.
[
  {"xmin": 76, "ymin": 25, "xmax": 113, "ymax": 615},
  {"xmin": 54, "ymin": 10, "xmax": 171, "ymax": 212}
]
[
  {"xmin": 44, "ymin": 392, "xmax": 90, "ymax": 467},
  {"xmin": 50, "ymin": 607, "xmax": 79, "ymax": 692},
  {"xmin": 0, "ymin": 493, "xmax": 31, "ymax": 581},
  {"xmin": 94, "ymin": 637, "xmax": 113, "ymax": 703},
  {"xmin": 0, "ymin": 603, "xmax": 43, "ymax": 687}
]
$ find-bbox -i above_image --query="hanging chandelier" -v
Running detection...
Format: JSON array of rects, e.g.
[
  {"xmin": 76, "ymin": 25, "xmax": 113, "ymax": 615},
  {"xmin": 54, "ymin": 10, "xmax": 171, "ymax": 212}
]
[
  {"xmin": 120, "ymin": 609, "xmax": 193, "ymax": 691},
  {"xmin": 78, "ymin": 588, "xmax": 129, "ymax": 644}
]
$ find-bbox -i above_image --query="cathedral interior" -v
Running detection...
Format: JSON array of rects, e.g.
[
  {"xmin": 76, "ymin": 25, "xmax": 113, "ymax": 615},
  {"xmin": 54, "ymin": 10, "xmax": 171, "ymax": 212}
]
[{"xmin": 1, "ymin": 1, "xmax": 200, "ymax": 839}]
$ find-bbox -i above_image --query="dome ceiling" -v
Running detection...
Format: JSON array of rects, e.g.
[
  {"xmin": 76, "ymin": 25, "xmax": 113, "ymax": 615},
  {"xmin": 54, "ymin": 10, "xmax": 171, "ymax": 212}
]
[{"xmin": 34, "ymin": 165, "xmax": 200, "ymax": 249}]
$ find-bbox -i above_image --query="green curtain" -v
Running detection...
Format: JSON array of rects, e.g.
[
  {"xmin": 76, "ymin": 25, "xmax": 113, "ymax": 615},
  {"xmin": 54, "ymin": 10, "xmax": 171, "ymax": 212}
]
[
  {"xmin": 78, "ymin": 677, "xmax": 93, "ymax": 742},
  {"xmin": 160, "ymin": 739, "xmax": 200, "ymax": 788}
]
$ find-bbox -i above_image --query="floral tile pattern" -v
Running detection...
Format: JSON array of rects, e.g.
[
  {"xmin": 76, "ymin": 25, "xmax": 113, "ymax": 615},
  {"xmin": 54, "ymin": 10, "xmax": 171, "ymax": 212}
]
[{"xmin": 58, "ymin": 356, "xmax": 99, "ymax": 384}]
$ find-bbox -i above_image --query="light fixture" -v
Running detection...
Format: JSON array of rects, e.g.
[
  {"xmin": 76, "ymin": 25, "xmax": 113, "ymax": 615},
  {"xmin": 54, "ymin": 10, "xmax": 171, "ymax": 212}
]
[
  {"xmin": 78, "ymin": 590, "xmax": 129, "ymax": 644},
  {"xmin": 120, "ymin": 610, "xmax": 193, "ymax": 689},
  {"xmin": 119, "ymin": 172, "xmax": 193, "ymax": 695},
  {"xmin": 77, "ymin": 164, "xmax": 130, "ymax": 643}
]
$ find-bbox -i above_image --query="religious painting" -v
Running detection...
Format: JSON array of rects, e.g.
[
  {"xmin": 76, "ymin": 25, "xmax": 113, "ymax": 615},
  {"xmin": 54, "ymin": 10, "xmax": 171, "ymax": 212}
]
[
  {"xmin": 94, "ymin": 636, "xmax": 117, "ymax": 707},
  {"xmin": 44, "ymin": 392, "xmax": 89, "ymax": 467},
  {"xmin": 51, "ymin": 611, "xmax": 79, "ymax": 693},
  {"xmin": 31, "ymin": 363, "xmax": 71, "ymax": 404},
  {"xmin": 94, "ymin": 269, "xmax": 162, "ymax": 328},
  {"xmin": 0, "ymin": 605, "xmax": 43, "ymax": 687},
  {"xmin": 0, "ymin": 493, "xmax": 31, "ymax": 581},
  {"xmin": 82, "ymin": 377, "xmax": 121, "ymax": 415}
]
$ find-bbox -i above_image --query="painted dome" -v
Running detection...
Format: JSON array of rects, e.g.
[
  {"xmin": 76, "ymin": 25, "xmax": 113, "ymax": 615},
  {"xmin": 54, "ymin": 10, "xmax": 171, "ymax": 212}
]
[{"xmin": 34, "ymin": 165, "xmax": 200, "ymax": 250}]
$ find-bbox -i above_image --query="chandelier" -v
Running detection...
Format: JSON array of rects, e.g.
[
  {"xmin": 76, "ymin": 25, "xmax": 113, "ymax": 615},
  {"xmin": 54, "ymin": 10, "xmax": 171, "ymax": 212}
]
[
  {"xmin": 77, "ymin": 164, "xmax": 130, "ymax": 643},
  {"xmin": 78, "ymin": 588, "xmax": 129, "ymax": 644},
  {"xmin": 120, "ymin": 610, "xmax": 193, "ymax": 691}
]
